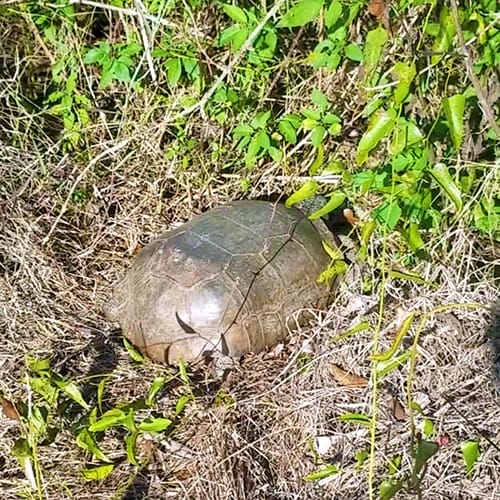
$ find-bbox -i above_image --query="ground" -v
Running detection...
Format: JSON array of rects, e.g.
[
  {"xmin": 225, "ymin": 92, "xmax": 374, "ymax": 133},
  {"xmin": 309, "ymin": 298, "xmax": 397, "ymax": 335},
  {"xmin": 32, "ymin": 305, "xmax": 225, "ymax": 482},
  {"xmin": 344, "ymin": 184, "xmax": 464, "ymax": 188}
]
[{"xmin": 0, "ymin": 1, "xmax": 499, "ymax": 499}]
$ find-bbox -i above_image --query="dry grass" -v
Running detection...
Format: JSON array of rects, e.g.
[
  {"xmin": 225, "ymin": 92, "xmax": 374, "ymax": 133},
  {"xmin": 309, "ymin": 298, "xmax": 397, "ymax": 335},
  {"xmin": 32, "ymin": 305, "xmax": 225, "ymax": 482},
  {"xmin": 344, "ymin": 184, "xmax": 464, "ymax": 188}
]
[
  {"xmin": 1, "ymin": 3, "xmax": 499, "ymax": 500},
  {"xmin": 0, "ymin": 142, "xmax": 498, "ymax": 499}
]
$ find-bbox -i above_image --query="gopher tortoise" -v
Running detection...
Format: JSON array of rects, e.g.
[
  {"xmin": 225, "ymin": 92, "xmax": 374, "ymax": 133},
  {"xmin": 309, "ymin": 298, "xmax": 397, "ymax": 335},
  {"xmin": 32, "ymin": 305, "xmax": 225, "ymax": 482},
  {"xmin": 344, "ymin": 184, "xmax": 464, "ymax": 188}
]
[{"xmin": 105, "ymin": 200, "xmax": 337, "ymax": 364}]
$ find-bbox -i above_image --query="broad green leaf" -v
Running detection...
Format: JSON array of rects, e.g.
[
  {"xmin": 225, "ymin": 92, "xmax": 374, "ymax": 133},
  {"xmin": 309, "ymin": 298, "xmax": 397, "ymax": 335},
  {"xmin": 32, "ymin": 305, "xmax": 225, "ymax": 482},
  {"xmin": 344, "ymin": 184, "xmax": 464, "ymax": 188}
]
[
  {"xmin": 81, "ymin": 464, "xmax": 114, "ymax": 481},
  {"xmin": 29, "ymin": 376, "xmax": 58, "ymax": 405},
  {"xmin": 308, "ymin": 192, "xmax": 346, "ymax": 220},
  {"xmin": 320, "ymin": 241, "xmax": 343, "ymax": 261},
  {"xmin": 373, "ymin": 200, "xmax": 402, "ymax": 231},
  {"xmin": 414, "ymin": 438, "xmax": 439, "ymax": 476},
  {"xmin": 431, "ymin": 163, "xmax": 463, "ymax": 211},
  {"xmin": 222, "ymin": 4, "xmax": 247, "ymax": 24},
  {"xmin": 423, "ymin": 418, "xmax": 434, "ymax": 437},
  {"xmin": 389, "ymin": 120, "xmax": 423, "ymax": 156},
  {"xmin": 301, "ymin": 108, "xmax": 321, "ymax": 121},
  {"xmin": 345, "ymin": 43, "xmax": 363, "ymax": 62},
  {"xmin": 311, "ymin": 125, "xmax": 326, "ymax": 148},
  {"xmin": 59, "ymin": 382, "xmax": 89, "ymax": 410},
  {"xmin": 332, "ymin": 321, "xmax": 372, "ymax": 343},
  {"xmin": 175, "ymin": 393, "xmax": 192, "ymax": 415},
  {"xmin": 324, "ymin": 0, "xmax": 342, "ymax": 28},
  {"xmin": 338, "ymin": 412, "xmax": 371, "ymax": 426},
  {"xmin": 76, "ymin": 428, "xmax": 111, "ymax": 462},
  {"xmin": 88, "ymin": 408, "xmax": 126, "ymax": 432},
  {"xmin": 110, "ymin": 60, "xmax": 130, "ymax": 83},
  {"xmin": 432, "ymin": 7, "xmax": 456, "ymax": 65},
  {"xmin": 165, "ymin": 58, "xmax": 182, "ymax": 86},
  {"xmin": 233, "ymin": 124, "xmax": 254, "ymax": 136},
  {"xmin": 278, "ymin": 120, "xmax": 297, "ymax": 144},
  {"xmin": 219, "ymin": 25, "xmax": 242, "ymax": 46},
  {"xmin": 146, "ymin": 377, "xmax": 167, "ymax": 407},
  {"xmin": 285, "ymin": 181, "xmax": 319, "ymax": 207},
  {"xmin": 393, "ymin": 62, "xmax": 416, "ymax": 104},
  {"xmin": 277, "ymin": 0, "xmax": 323, "ymax": 28},
  {"xmin": 375, "ymin": 350, "xmax": 411, "ymax": 379},
  {"xmin": 461, "ymin": 440, "xmax": 480, "ymax": 475},
  {"xmin": 125, "ymin": 431, "xmax": 139, "ymax": 466},
  {"xmin": 251, "ymin": 110, "xmax": 271, "ymax": 129},
  {"xmin": 443, "ymin": 94, "xmax": 466, "ymax": 150},
  {"xmin": 317, "ymin": 259, "xmax": 347, "ymax": 282},
  {"xmin": 138, "ymin": 417, "xmax": 172, "ymax": 432},
  {"xmin": 355, "ymin": 108, "xmax": 397, "ymax": 165},
  {"xmin": 303, "ymin": 464, "xmax": 339, "ymax": 481},
  {"xmin": 380, "ymin": 479, "xmax": 404, "ymax": 500},
  {"xmin": 268, "ymin": 146, "xmax": 283, "ymax": 162},
  {"xmin": 256, "ymin": 130, "xmax": 270, "ymax": 150},
  {"xmin": 308, "ymin": 145, "xmax": 324, "ymax": 175},
  {"xmin": 123, "ymin": 338, "xmax": 145, "ymax": 363},
  {"xmin": 372, "ymin": 312, "xmax": 416, "ymax": 361},
  {"xmin": 363, "ymin": 27, "xmax": 388, "ymax": 84},
  {"xmin": 311, "ymin": 88, "xmax": 329, "ymax": 111},
  {"xmin": 231, "ymin": 27, "xmax": 248, "ymax": 51},
  {"xmin": 403, "ymin": 223, "xmax": 426, "ymax": 254},
  {"xmin": 28, "ymin": 358, "xmax": 51, "ymax": 373}
]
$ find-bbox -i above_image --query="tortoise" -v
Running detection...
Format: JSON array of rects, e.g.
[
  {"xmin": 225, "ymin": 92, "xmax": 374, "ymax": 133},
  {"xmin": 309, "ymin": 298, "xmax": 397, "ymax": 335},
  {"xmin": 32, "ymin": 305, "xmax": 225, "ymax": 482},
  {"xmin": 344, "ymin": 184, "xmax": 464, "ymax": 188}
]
[{"xmin": 104, "ymin": 199, "xmax": 338, "ymax": 365}]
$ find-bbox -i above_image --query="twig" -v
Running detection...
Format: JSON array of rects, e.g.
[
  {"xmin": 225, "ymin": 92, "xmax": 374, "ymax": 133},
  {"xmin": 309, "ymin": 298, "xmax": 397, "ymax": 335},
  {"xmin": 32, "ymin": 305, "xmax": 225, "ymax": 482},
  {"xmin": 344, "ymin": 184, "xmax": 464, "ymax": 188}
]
[
  {"xmin": 42, "ymin": 140, "xmax": 129, "ymax": 245},
  {"xmin": 449, "ymin": 0, "xmax": 500, "ymax": 137},
  {"xmin": 165, "ymin": 0, "xmax": 288, "ymax": 122},
  {"xmin": 66, "ymin": 0, "xmax": 174, "ymax": 28},
  {"xmin": 134, "ymin": 0, "xmax": 157, "ymax": 83}
]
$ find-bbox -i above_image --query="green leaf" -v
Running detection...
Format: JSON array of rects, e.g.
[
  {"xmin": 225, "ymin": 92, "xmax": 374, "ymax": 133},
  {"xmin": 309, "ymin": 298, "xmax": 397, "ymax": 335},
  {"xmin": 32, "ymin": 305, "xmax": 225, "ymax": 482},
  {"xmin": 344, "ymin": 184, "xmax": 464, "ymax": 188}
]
[
  {"xmin": 423, "ymin": 418, "xmax": 434, "ymax": 437},
  {"xmin": 430, "ymin": 163, "xmax": 463, "ymax": 212},
  {"xmin": 311, "ymin": 88, "xmax": 329, "ymax": 111},
  {"xmin": 219, "ymin": 25, "xmax": 242, "ymax": 46},
  {"xmin": 345, "ymin": 43, "xmax": 363, "ymax": 62},
  {"xmin": 363, "ymin": 27, "xmax": 388, "ymax": 84},
  {"xmin": 414, "ymin": 438, "xmax": 439, "ymax": 476},
  {"xmin": 372, "ymin": 313, "xmax": 416, "ymax": 361},
  {"xmin": 277, "ymin": 0, "xmax": 323, "ymax": 28},
  {"xmin": 222, "ymin": 4, "xmax": 248, "ymax": 24},
  {"xmin": 175, "ymin": 393, "xmax": 192, "ymax": 415},
  {"xmin": 373, "ymin": 200, "xmax": 402, "ymax": 231},
  {"xmin": 138, "ymin": 417, "xmax": 172, "ymax": 432},
  {"xmin": 443, "ymin": 94, "xmax": 466, "ymax": 150},
  {"xmin": 308, "ymin": 192, "xmax": 346, "ymax": 220},
  {"xmin": 317, "ymin": 259, "xmax": 347, "ymax": 282},
  {"xmin": 81, "ymin": 464, "xmax": 114, "ymax": 481},
  {"xmin": 324, "ymin": 0, "xmax": 342, "ymax": 28},
  {"xmin": 76, "ymin": 428, "xmax": 111, "ymax": 462},
  {"xmin": 233, "ymin": 124, "xmax": 254, "ymax": 137},
  {"xmin": 389, "ymin": 120, "xmax": 423, "ymax": 156},
  {"xmin": 303, "ymin": 464, "xmax": 339, "ymax": 481},
  {"xmin": 461, "ymin": 440, "xmax": 480, "ymax": 475},
  {"xmin": 231, "ymin": 27, "xmax": 248, "ymax": 51},
  {"xmin": 88, "ymin": 408, "xmax": 126, "ymax": 432},
  {"xmin": 380, "ymin": 479, "xmax": 404, "ymax": 500},
  {"xmin": 338, "ymin": 412, "xmax": 371, "ymax": 426},
  {"xmin": 97, "ymin": 378, "xmax": 107, "ymax": 413},
  {"xmin": 178, "ymin": 358, "xmax": 190, "ymax": 385},
  {"xmin": 125, "ymin": 432, "xmax": 139, "ymax": 466},
  {"xmin": 432, "ymin": 7, "xmax": 456, "ymax": 65},
  {"xmin": 59, "ymin": 382, "xmax": 89, "ymax": 410},
  {"xmin": 311, "ymin": 125, "xmax": 326, "ymax": 148},
  {"xmin": 393, "ymin": 62, "xmax": 416, "ymax": 104},
  {"xmin": 355, "ymin": 108, "xmax": 397, "ymax": 165},
  {"xmin": 28, "ymin": 358, "xmax": 51, "ymax": 374},
  {"xmin": 403, "ymin": 223, "xmax": 426, "ymax": 254},
  {"xmin": 251, "ymin": 110, "xmax": 271, "ymax": 129},
  {"xmin": 165, "ymin": 58, "xmax": 182, "ymax": 86},
  {"xmin": 278, "ymin": 120, "xmax": 297, "ymax": 144},
  {"xmin": 123, "ymin": 338, "xmax": 145, "ymax": 363},
  {"xmin": 146, "ymin": 377, "xmax": 166, "ymax": 407},
  {"xmin": 268, "ymin": 146, "xmax": 283, "ymax": 162},
  {"xmin": 285, "ymin": 181, "xmax": 319, "ymax": 208},
  {"xmin": 255, "ymin": 130, "xmax": 270, "ymax": 150},
  {"xmin": 375, "ymin": 350, "xmax": 411, "ymax": 379}
]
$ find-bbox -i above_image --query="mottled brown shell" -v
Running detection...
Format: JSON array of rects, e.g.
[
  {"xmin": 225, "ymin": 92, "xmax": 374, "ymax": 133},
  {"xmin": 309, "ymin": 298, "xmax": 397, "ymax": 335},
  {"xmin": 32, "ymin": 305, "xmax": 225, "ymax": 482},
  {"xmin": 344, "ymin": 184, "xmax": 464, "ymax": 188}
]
[{"xmin": 105, "ymin": 200, "xmax": 336, "ymax": 364}]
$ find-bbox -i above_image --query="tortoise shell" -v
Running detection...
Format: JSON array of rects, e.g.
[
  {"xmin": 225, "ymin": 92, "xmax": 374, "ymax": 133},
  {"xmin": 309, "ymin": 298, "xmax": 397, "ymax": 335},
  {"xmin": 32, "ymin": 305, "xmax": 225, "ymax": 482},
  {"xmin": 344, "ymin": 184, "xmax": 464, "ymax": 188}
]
[{"xmin": 105, "ymin": 200, "xmax": 335, "ymax": 364}]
